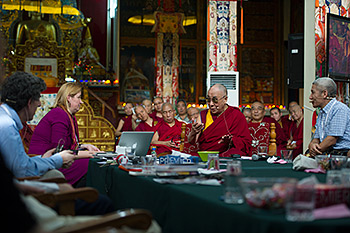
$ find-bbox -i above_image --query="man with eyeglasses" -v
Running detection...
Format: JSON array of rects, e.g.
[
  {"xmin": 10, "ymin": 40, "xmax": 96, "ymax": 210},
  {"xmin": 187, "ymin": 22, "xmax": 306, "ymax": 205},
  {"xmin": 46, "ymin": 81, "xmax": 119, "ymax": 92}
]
[
  {"xmin": 151, "ymin": 103, "xmax": 184, "ymax": 154},
  {"xmin": 188, "ymin": 84, "xmax": 252, "ymax": 157},
  {"xmin": 248, "ymin": 101, "xmax": 287, "ymax": 157}
]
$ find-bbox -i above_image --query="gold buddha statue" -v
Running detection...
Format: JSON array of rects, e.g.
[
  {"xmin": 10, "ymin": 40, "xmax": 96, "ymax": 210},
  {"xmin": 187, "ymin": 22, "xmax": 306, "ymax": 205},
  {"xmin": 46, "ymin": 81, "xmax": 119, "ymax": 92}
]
[
  {"xmin": 16, "ymin": 11, "xmax": 57, "ymax": 45},
  {"xmin": 78, "ymin": 27, "xmax": 100, "ymax": 63}
]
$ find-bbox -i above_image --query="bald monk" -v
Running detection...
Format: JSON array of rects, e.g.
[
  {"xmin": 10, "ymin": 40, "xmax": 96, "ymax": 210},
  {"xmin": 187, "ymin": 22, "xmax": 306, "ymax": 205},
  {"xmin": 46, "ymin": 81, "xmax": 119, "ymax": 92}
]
[
  {"xmin": 142, "ymin": 99, "xmax": 153, "ymax": 114},
  {"xmin": 249, "ymin": 100, "xmax": 287, "ymax": 157},
  {"xmin": 134, "ymin": 105, "xmax": 160, "ymax": 132},
  {"xmin": 287, "ymin": 103, "xmax": 304, "ymax": 159},
  {"xmin": 188, "ymin": 84, "xmax": 252, "ymax": 157},
  {"xmin": 151, "ymin": 103, "xmax": 184, "ymax": 154}
]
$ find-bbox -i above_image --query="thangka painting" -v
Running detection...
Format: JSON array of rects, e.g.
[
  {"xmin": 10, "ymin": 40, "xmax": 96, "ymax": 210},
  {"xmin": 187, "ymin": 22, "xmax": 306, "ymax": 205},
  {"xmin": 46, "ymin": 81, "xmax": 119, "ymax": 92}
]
[
  {"xmin": 152, "ymin": 11, "xmax": 186, "ymax": 103},
  {"xmin": 315, "ymin": 0, "xmax": 350, "ymax": 103},
  {"xmin": 208, "ymin": 0, "xmax": 237, "ymax": 72}
]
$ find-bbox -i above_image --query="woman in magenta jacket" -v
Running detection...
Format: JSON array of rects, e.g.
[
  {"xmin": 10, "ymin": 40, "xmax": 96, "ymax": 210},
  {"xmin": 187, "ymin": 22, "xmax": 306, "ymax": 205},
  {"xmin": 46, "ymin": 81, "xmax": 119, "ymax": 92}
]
[{"xmin": 28, "ymin": 82, "xmax": 100, "ymax": 186}]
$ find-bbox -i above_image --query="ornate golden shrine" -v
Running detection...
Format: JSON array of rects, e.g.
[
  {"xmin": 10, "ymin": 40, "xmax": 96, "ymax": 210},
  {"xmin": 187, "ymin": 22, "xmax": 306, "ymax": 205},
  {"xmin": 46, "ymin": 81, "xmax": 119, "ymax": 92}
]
[
  {"xmin": 12, "ymin": 35, "xmax": 67, "ymax": 85},
  {"xmin": 76, "ymin": 101, "xmax": 116, "ymax": 152}
]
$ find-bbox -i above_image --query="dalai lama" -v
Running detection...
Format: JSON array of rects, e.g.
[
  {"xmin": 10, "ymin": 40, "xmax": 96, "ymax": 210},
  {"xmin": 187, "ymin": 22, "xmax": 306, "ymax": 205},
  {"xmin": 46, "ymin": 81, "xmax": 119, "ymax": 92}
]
[{"xmin": 188, "ymin": 84, "xmax": 252, "ymax": 157}]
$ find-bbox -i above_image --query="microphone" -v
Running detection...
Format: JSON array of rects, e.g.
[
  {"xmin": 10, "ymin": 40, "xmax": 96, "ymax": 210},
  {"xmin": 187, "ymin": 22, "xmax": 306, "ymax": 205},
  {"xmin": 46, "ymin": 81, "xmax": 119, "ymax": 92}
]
[{"xmin": 252, "ymin": 154, "xmax": 259, "ymax": 161}]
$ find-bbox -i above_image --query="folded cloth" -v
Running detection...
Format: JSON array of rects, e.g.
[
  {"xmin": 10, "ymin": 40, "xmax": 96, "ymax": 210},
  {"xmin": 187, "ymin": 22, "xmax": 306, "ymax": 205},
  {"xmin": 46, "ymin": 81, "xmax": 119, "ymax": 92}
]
[
  {"xmin": 304, "ymin": 168, "xmax": 326, "ymax": 174},
  {"xmin": 314, "ymin": 204, "xmax": 350, "ymax": 219},
  {"xmin": 292, "ymin": 155, "xmax": 318, "ymax": 171}
]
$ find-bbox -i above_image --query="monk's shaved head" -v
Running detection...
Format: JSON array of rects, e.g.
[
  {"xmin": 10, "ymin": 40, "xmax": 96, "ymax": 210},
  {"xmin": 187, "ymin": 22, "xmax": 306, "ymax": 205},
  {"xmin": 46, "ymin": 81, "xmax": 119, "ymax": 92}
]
[
  {"xmin": 161, "ymin": 102, "xmax": 174, "ymax": 111},
  {"xmin": 209, "ymin": 84, "xmax": 228, "ymax": 96}
]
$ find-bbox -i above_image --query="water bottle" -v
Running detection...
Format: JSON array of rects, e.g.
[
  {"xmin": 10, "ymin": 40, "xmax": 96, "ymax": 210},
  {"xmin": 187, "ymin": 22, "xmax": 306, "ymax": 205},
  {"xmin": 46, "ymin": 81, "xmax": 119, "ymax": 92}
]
[{"xmin": 151, "ymin": 146, "xmax": 157, "ymax": 158}]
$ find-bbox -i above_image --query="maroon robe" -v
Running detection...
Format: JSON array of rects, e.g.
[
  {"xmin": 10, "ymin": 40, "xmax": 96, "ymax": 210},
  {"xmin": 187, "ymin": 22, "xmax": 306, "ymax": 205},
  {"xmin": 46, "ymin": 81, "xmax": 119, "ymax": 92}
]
[
  {"xmin": 149, "ymin": 111, "xmax": 163, "ymax": 123},
  {"xmin": 198, "ymin": 106, "xmax": 252, "ymax": 157},
  {"xmin": 152, "ymin": 119, "xmax": 183, "ymax": 154},
  {"xmin": 248, "ymin": 117, "xmax": 287, "ymax": 158},
  {"xmin": 135, "ymin": 118, "xmax": 160, "ymax": 132},
  {"xmin": 280, "ymin": 115, "xmax": 292, "ymax": 139},
  {"xmin": 121, "ymin": 115, "xmax": 133, "ymax": 131},
  {"xmin": 288, "ymin": 118, "xmax": 303, "ymax": 159}
]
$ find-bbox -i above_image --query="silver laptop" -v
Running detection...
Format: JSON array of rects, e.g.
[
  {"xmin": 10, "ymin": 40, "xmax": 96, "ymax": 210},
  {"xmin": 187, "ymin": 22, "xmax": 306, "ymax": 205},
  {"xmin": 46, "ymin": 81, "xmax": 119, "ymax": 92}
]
[{"xmin": 118, "ymin": 131, "xmax": 154, "ymax": 156}]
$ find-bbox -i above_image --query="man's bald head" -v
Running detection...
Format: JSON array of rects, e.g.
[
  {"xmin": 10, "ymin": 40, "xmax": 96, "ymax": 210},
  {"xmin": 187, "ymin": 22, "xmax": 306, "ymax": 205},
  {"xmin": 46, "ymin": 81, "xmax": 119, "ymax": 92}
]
[
  {"xmin": 161, "ymin": 102, "xmax": 175, "ymax": 124},
  {"xmin": 142, "ymin": 99, "xmax": 152, "ymax": 114},
  {"xmin": 209, "ymin": 84, "xmax": 228, "ymax": 96}
]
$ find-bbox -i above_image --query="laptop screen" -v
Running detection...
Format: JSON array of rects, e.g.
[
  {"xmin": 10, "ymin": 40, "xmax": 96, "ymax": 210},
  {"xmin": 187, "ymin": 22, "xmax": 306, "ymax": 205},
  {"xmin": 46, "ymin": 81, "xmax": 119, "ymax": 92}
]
[{"xmin": 118, "ymin": 131, "xmax": 154, "ymax": 156}]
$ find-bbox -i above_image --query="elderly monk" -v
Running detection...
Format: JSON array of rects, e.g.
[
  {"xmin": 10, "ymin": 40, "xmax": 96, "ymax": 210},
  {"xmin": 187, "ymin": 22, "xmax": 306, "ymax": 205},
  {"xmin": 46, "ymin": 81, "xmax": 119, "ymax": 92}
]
[
  {"xmin": 187, "ymin": 107, "xmax": 200, "ymax": 123},
  {"xmin": 149, "ymin": 97, "xmax": 163, "ymax": 121},
  {"xmin": 134, "ymin": 105, "xmax": 160, "ymax": 132},
  {"xmin": 308, "ymin": 77, "xmax": 350, "ymax": 157},
  {"xmin": 248, "ymin": 101, "xmax": 287, "ymax": 157},
  {"xmin": 151, "ymin": 103, "xmax": 184, "ymax": 154},
  {"xmin": 188, "ymin": 84, "xmax": 252, "ymax": 157},
  {"xmin": 142, "ymin": 99, "xmax": 153, "ymax": 114},
  {"xmin": 287, "ymin": 103, "xmax": 304, "ymax": 159}
]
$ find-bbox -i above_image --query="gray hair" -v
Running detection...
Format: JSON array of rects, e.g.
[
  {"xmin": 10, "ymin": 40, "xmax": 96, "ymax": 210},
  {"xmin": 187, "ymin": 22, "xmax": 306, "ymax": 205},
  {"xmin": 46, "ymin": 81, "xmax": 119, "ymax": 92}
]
[{"xmin": 312, "ymin": 77, "xmax": 337, "ymax": 98}]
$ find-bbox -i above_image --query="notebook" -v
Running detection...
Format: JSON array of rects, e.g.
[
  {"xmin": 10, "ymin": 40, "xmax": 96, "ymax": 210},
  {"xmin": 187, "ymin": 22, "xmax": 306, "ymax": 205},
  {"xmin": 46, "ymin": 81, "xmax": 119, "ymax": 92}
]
[{"xmin": 118, "ymin": 131, "xmax": 154, "ymax": 156}]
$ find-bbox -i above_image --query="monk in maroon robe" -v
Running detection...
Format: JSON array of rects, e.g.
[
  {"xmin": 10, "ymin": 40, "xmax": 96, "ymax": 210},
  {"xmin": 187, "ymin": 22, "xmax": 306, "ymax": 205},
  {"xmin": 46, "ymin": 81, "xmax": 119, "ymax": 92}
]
[
  {"xmin": 188, "ymin": 84, "xmax": 252, "ymax": 157},
  {"xmin": 151, "ymin": 103, "xmax": 184, "ymax": 154},
  {"xmin": 149, "ymin": 97, "xmax": 164, "ymax": 122},
  {"xmin": 249, "ymin": 101, "xmax": 287, "ymax": 157},
  {"xmin": 287, "ymin": 104, "xmax": 304, "ymax": 159},
  {"xmin": 115, "ymin": 103, "xmax": 135, "ymax": 137},
  {"xmin": 134, "ymin": 105, "xmax": 160, "ymax": 132}
]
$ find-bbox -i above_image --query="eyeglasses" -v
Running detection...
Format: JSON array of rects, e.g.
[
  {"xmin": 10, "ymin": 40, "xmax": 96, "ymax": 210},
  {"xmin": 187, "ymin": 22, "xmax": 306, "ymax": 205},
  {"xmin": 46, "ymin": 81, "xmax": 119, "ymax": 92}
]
[{"xmin": 206, "ymin": 95, "xmax": 226, "ymax": 104}]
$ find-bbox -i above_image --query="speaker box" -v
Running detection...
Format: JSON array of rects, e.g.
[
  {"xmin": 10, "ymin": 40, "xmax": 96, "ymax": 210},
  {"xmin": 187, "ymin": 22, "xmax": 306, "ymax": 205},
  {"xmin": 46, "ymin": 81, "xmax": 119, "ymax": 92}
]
[{"xmin": 287, "ymin": 33, "xmax": 304, "ymax": 89}]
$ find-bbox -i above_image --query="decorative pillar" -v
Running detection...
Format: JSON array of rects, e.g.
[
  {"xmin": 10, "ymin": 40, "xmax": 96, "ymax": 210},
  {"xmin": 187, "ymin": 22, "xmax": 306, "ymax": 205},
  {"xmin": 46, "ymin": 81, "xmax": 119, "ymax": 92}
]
[
  {"xmin": 208, "ymin": 0, "xmax": 238, "ymax": 72},
  {"xmin": 152, "ymin": 1, "xmax": 185, "ymax": 103}
]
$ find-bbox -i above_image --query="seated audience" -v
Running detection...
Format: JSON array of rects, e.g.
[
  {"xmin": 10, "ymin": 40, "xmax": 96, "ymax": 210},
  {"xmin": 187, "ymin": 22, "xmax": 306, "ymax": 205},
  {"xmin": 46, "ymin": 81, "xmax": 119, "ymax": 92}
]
[
  {"xmin": 248, "ymin": 100, "xmax": 287, "ymax": 157},
  {"xmin": 270, "ymin": 107, "xmax": 283, "ymax": 126},
  {"xmin": 175, "ymin": 99, "xmax": 190, "ymax": 123},
  {"xmin": 135, "ymin": 105, "xmax": 160, "ymax": 131},
  {"xmin": 270, "ymin": 106, "xmax": 290, "ymax": 137},
  {"xmin": 29, "ymin": 82, "xmax": 100, "ymax": 186},
  {"xmin": 287, "ymin": 103, "xmax": 303, "ymax": 159},
  {"xmin": 308, "ymin": 77, "xmax": 350, "ymax": 156},
  {"xmin": 142, "ymin": 98, "xmax": 153, "ymax": 114},
  {"xmin": 151, "ymin": 103, "xmax": 184, "ymax": 154},
  {"xmin": 0, "ymin": 72, "xmax": 75, "ymax": 178},
  {"xmin": 149, "ymin": 97, "xmax": 164, "ymax": 121},
  {"xmin": 242, "ymin": 107, "xmax": 252, "ymax": 123},
  {"xmin": 115, "ymin": 102, "xmax": 136, "ymax": 136},
  {"xmin": 189, "ymin": 84, "xmax": 252, "ymax": 157}
]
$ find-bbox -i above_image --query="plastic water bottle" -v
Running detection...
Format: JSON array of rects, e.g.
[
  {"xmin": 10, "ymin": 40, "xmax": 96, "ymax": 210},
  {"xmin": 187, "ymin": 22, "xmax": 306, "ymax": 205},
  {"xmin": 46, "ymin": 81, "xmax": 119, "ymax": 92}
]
[{"xmin": 151, "ymin": 146, "xmax": 157, "ymax": 158}]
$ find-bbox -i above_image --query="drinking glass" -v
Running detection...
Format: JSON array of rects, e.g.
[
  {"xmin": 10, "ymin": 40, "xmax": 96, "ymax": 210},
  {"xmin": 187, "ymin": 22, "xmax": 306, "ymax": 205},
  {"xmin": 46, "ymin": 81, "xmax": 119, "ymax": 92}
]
[
  {"xmin": 224, "ymin": 160, "xmax": 244, "ymax": 204},
  {"xmin": 281, "ymin": 150, "xmax": 293, "ymax": 163},
  {"xmin": 286, "ymin": 185, "xmax": 315, "ymax": 222},
  {"xmin": 326, "ymin": 170, "xmax": 343, "ymax": 185},
  {"xmin": 207, "ymin": 153, "xmax": 220, "ymax": 170},
  {"xmin": 258, "ymin": 146, "xmax": 268, "ymax": 157},
  {"xmin": 142, "ymin": 155, "xmax": 156, "ymax": 174},
  {"xmin": 341, "ymin": 168, "xmax": 350, "ymax": 186}
]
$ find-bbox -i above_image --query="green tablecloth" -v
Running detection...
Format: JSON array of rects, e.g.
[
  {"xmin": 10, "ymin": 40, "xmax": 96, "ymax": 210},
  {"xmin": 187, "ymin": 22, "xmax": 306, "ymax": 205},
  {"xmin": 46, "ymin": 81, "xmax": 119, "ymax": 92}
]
[{"xmin": 87, "ymin": 159, "xmax": 349, "ymax": 233}]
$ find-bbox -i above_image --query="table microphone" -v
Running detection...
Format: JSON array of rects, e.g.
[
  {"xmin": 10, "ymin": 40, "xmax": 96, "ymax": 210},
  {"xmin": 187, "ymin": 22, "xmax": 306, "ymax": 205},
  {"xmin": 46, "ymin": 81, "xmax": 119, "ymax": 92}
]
[{"xmin": 252, "ymin": 154, "xmax": 260, "ymax": 161}]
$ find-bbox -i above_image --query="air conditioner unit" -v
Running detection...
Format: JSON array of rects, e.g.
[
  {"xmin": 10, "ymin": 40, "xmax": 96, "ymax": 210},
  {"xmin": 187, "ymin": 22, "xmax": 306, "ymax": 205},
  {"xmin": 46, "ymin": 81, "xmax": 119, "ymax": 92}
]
[{"xmin": 207, "ymin": 71, "xmax": 239, "ymax": 107}]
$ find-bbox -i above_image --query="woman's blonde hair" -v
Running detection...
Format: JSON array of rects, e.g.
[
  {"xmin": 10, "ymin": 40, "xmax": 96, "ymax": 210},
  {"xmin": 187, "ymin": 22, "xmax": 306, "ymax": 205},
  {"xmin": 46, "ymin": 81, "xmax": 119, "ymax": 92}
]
[{"xmin": 53, "ymin": 82, "xmax": 82, "ymax": 109}]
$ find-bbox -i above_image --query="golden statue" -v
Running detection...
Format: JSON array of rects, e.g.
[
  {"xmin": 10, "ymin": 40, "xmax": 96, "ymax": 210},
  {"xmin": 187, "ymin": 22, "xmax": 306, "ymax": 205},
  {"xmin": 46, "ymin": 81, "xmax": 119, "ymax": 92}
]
[
  {"xmin": 78, "ymin": 26, "xmax": 100, "ymax": 63},
  {"xmin": 16, "ymin": 12, "xmax": 57, "ymax": 45}
]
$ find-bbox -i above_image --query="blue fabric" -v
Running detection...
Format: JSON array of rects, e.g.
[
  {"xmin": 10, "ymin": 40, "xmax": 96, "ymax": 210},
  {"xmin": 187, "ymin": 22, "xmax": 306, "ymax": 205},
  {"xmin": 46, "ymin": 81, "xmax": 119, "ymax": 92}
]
[
  {"xmin": 314, "ymin": 98, "xmax": 350, "ymax": 150},
  {"xmin": 0, "ymin": 104, "xmax": 63, "ymax": 178}
]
